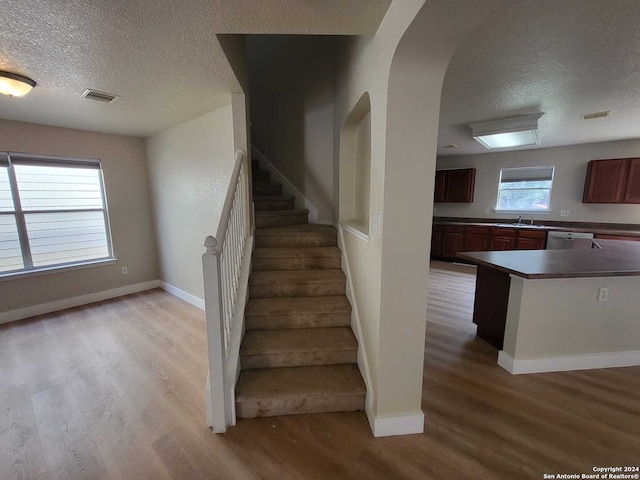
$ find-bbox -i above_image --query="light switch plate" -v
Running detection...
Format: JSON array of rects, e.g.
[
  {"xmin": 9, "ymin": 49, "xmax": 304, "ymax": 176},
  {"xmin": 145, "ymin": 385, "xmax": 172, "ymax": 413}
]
[{"xmin": 374, "ymin": 213, "xmax": 383, "ymax": 235}]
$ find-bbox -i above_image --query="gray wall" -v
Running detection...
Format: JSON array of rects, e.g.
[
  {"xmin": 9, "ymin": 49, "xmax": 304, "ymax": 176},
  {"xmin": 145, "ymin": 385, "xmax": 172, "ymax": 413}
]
[
  {"xmin": 146, "ymin": 104, "xmax": 235, "ymax": 301},
  {"xmin": 247, "ymin": 35, "xmax": 340, "ymax": 223}
]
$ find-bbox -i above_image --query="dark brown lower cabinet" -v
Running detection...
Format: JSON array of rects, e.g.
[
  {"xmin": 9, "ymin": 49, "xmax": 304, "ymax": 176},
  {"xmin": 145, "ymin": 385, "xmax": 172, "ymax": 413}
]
[
  {"xmin": 431, "ymin": 226, "xmax": 444, "ymax": 256},
  {"xmin": 516, "ymin": 230, "xmax": 547, "ymax": 250},
  {"xmin": 443, "ymin": 227, "xmax": 465, "ymax": 257},
  {"xmin": 464, "ymin": 226, "xmax": 490, "ymax": 252},
  {"xmin": 489, "ymin": 228, "xmax": 516, "ymax": 251}
]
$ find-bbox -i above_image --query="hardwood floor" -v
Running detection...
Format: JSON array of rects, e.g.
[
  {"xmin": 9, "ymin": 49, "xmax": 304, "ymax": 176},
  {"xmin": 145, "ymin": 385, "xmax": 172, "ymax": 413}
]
[{"xmin": 1, "ymin": 262, "xmax": 638, "ymax": 479}]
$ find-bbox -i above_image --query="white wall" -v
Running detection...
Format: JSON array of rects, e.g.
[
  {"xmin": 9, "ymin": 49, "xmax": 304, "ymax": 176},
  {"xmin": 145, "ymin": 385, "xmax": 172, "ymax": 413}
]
[
  {"xmin": 501, "ymin": 274, "xmax": 640, "ymax": 373},
  {"xmin": 248, "ymin": 35, "xmax": 339, "ymax": 223},
  {"xmin": 0, "ymin": 119, "xmax": 159, "ymax": 313},
  {"xmin": 146, "ymin": 103, "xmax": 235, "ymax": 301},
  {"xmin": 436, "ymin": 139, "xmax": 640, "ymax": 224}
]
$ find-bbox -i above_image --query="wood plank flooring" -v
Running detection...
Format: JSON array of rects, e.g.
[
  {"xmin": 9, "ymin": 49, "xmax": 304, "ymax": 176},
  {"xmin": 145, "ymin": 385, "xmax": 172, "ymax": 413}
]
[{"xmin": 1, "ymin": 261, "xmax": 638, "ymax": 479}]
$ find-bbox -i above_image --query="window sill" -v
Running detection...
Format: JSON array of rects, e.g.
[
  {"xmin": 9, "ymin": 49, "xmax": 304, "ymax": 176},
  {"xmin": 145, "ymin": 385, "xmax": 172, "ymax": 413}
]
[
  {"xmin": 493, "ymin": 209, "xmax": 550, "ymax": 215},
  {"xmin": 0, "ymin": 258, "xmax": 118, "ymax": 282}
]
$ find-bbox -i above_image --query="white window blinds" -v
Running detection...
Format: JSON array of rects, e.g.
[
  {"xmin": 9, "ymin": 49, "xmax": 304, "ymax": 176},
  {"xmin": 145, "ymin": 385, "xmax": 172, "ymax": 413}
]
[{"xmin": 0, "ymin": 153, "xmax": 113, "ymax": 275}]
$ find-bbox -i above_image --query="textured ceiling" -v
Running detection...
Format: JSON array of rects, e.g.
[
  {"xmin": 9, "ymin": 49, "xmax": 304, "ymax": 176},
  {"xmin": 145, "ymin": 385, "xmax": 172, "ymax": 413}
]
[
  {"xmin": 0, "ymin": 0, "xmax": 391, "ymax": 137},
  {"xmin": 438, "ymin": 0, "xmax": 640, "ymax": 156}
]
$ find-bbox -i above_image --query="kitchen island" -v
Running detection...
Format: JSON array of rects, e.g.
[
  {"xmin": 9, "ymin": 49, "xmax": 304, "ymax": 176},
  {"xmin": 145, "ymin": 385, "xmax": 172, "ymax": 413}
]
[{"xmin": 459, "ymin": 240, "xmax": 640, "ymax": 374}]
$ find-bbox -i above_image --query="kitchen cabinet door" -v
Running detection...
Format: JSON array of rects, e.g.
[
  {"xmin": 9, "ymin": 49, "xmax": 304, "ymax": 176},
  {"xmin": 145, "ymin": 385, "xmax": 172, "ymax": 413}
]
[
  {"xmin": 445, "ymin": 168, "xmax": 476, "ymax": 203},
  {"xmin": 583, "ymin": 159, "xmax": 628, "ymax": 203},
  {"xmin": 490, "ymin": 236, "xmax": 515, "ymax": 251},
  {"xmin": 516, "ymin": 237, "xmax": 545, "ymax": 250},
  {"xmin": 443, "ymin": 231, "xmax": 465, "ymax": 257},
  {"xmin": 431, "ymin": 226, "xmax": 444, "ymax": 256},
  {"xmin": 434, "ymin": 170, "xmax": 447, "ymax": 203},
  {"xmin": 623, "ymin": 158, "xmax": 640, "ymax": 203},
  {"xmin": 465, "ymin": 233, "xmax": 490, "ymax": 252}
]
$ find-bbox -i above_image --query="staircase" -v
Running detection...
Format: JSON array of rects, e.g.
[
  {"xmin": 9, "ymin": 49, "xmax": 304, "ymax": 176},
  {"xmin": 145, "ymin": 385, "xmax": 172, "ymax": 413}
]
[{"xmin": 235, "ymin": 159, "xmax": 366, "ymax": 418}]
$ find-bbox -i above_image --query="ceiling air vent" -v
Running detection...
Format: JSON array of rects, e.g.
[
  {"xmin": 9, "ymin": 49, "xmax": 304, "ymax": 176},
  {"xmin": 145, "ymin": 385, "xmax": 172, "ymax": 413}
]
[
  {"xmin": 82, "ymin": 89, "xmax": 119, "ymax": 103},
  {"xmin": 582, "ymin": 110, "xmax": 610, "ymax": 120}
]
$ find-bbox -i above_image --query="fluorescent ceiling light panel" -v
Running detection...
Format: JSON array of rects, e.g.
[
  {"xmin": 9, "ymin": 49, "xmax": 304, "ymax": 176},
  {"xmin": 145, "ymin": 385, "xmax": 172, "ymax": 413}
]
[{"xmin": 469, "ymin": 114, "xmax": 544, "ymax": 150}]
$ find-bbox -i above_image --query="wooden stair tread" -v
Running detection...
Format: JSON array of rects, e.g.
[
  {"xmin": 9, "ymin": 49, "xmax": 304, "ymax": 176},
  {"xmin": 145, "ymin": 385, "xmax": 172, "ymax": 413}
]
[
  {"xmin": 245, "ymin": 296, "xmax": 351, "ymax": 316},
  {"xmin": 253, "ymin": 247, "xmax": 341, "ymax": 258},
  {"xmin": 241, "ymin": 327, "xmax": 356, "ymax": 355},
  {"xmin": 236, "ymin": 364, "xmax": 365, "ymax": 401},
  {"xmin": 250, "ymin": 269, "xmax": 345, "ymax": 285}
]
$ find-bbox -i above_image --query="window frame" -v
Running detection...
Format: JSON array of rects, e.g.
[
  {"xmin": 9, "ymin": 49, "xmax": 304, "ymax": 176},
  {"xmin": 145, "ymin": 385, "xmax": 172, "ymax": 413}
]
[
  {"xmin": 494, "ymin": 165, "xmax": 555, "ymax": 214},
  {"xmin": 0, "ymin": 152, "xmax": 115, "ymax": 278}
]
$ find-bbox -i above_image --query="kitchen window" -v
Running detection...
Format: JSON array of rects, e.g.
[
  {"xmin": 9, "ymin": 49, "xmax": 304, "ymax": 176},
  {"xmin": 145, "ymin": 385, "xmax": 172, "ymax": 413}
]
[
  {"xmin": 496, "ymin": 166, "xmax": 554, "ymax": 212},
  {"xmin": 0, "ymin": 152, "xmax": 113, "ymax": 276}
]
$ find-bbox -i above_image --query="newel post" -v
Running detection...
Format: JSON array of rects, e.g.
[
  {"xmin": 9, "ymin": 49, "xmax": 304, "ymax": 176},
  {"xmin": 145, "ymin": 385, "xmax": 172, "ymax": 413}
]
[{"xmin": 202, "ymin": 235, "xmax": 228, "ymax": 432}]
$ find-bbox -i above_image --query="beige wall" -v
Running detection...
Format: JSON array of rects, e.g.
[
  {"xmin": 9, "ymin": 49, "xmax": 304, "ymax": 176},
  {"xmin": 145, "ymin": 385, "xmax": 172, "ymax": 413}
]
[
  {"xmin": 0, "ymin": 119, "xmax": 158, "ymax": 312},
  {"xmin": 504, "ymin": 275, "xmax": 640, "ymax": 360},
  {"xmin": 436, "ymin": 138, "xmax": 640, "ymax": 224},
  {"xmin": 334, "ymin": 0, "xmax": 502, "ymax": 425},
  {"xmin": 248, "ymin": 35, "xmax": 339, "ymax": 223},
  {"xmin": 146, "ymin": 103, "xmax": 235, "ymax": 301}
]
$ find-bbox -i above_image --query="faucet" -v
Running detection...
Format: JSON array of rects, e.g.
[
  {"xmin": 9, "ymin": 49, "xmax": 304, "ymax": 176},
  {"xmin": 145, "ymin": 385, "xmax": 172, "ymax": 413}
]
[{"xmin": 516, "ymin": 215, "xmax": 522, "ymax": 224}]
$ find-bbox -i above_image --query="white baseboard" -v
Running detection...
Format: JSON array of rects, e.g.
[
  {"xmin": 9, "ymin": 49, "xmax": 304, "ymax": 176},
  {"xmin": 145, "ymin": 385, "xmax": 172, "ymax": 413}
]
[
  {"xmin": 498, "ymin": 350, "xmax": 640, "ymax": 374},
  {"xmin": 251, "ymin": 145, "xmax": 320, "ymax": 224},
  {"xmin": 0, "ymin": 280, "xmax": 160, "ymax": 325},
  {"xmin": 159, "ymin": 281, "xmax": 205, "ymax": 311},
  {"xmin": 366, "ymin": 404, "xmax": 425, "ymax": 437}
]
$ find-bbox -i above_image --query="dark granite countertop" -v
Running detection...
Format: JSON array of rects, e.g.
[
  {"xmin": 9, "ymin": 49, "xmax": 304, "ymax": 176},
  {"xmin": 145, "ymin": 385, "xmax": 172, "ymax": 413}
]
[{"xmin": 458, "ymin": 240, "xmax": 640, "ymax": 279}]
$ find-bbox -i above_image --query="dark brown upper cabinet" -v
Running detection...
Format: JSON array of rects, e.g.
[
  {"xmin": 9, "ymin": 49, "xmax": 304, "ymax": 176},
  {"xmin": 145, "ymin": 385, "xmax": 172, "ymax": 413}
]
[
  {"xmin": 624, "ymin": 158, "xmax": 640, "ymax": 203},
  {"xmin": 583, "ymin": 158, "xmax": 640, "ymax": 204},
  {"xmin": 434, "ymin": 168, "xmax": 476, "ymax": 203}
]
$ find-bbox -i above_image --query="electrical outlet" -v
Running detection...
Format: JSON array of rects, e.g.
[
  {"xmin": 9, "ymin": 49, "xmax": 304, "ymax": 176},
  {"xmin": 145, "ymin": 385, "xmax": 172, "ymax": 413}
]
[
  {"xmin": 121, "ymin": 266, "xmax": 128, "ymax": 275},
  {"xmin": 484, "ymin": 208, "xmax": 490, "ymax": 214},
  {"xmin": 598, "ymin": 287, "xmax": 608, "ymax": 302},
  {"xmin": 560, "ymin": 210, "xmax": 570, "ymax": 217}
]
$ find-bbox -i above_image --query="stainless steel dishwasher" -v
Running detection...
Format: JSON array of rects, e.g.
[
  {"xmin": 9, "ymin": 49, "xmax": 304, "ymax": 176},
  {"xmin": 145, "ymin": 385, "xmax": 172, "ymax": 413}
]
[{"xmin": 546, "ymin": 231, "xmax": 595, "ymax": 249}]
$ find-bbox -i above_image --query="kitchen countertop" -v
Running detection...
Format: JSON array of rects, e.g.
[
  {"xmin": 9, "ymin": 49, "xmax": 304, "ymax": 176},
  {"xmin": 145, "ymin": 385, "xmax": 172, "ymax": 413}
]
[{"xmin": 458, "ymin": 240, "xmax": 640, "ymax": 279}]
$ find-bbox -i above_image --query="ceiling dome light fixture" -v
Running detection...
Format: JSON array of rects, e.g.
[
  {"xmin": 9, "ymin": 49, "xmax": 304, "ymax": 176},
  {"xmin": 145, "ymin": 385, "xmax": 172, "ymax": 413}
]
[{"xmin": 0, "ymin": 70, "xmax": 37, "ymax": 97}]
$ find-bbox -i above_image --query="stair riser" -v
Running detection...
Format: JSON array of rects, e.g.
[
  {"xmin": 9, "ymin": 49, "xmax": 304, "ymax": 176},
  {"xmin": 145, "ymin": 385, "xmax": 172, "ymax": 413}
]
[
  {"xmin": 256, "ymin": 213, "xmax": 308, "ymax": 229},
  {"xmin": 252, "ymin": 183, "xmax": 282, "ymax": 195},
  {"xmin": 252, "ymin": 170, "xmax": 271, "ymax": 182},
  {"xmin": 245, "ymin": 312, "xmax": 351, "ymax": 330},
  {"xmin": 255, "ymin": 234, "xmax": 336, "ymax": 248},
  {"xmin": 250, "ymin": 282, "xmax": 345, "ymax": 298},
  {"xmin": 237, "ymin": 394, "xmax": 365, "ymax": 419},
  {"xmin": 254, "ymin": 199, "xmax": 295, "ymax": 212},
  {"xmin": 241, "ymin": 349, "xmax": 356, "ymax": 369},
  {"xmin": 253, "ymin": 256, "xmax": 341, "ymax": 271}
]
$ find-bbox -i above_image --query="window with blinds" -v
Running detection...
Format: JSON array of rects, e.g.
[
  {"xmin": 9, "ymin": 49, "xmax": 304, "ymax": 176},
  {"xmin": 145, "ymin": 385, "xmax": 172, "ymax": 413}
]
[
  {"xmin": 0, "ymin": 153, "xmax": 113, "ymax": 275},
  {"xmin": 496, "ymin": 166, "xmax": 555, "ymax": 211}
]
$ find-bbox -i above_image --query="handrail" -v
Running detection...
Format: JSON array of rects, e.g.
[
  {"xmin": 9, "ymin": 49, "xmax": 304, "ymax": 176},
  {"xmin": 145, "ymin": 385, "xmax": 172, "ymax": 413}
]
[
  {"xmin": 202, "ymin": 148, "xmax": 252, "ymax": 433},
  {"xmin": 214, "ymin": 149, "xmax": 247, "ymax": 251}
]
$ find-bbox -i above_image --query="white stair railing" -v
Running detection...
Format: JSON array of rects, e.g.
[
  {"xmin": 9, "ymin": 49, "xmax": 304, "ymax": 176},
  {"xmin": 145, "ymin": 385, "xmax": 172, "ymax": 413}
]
[{"xmin": 203, "ymin": 149, "xmax": 252, "ymax": 432}]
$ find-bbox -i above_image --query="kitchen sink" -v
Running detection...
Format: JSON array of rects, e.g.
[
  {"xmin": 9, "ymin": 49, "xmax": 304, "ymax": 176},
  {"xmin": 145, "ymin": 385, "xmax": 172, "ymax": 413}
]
[{"xmin": 492, "ymin": 223, "xmax": 545, "ymax": 228}]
